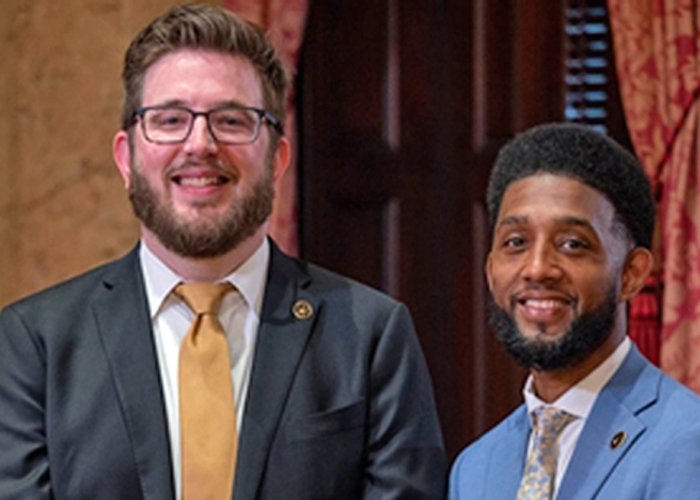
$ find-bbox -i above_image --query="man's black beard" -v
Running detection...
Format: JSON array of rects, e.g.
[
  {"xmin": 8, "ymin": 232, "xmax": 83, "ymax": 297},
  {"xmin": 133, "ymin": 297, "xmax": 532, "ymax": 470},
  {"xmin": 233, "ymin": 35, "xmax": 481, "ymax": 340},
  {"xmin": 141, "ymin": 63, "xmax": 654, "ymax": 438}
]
[
  {"xmin": 128, "ymin": 163, "xmax": 274, "ymax": 259},
  {"xmin": 488, "ymin": 284, "xmax": 618, "ymax": 371}
]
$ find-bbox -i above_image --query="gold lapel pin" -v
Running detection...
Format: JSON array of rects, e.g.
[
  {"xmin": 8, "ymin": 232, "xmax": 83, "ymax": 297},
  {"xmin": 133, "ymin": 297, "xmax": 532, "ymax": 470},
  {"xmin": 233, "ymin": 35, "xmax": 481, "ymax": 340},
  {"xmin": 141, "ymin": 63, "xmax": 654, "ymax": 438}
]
[
  {"xmin": 610, "ymin": 431, "xmax": 627, "ymax": 450},
  {"xmin": 292, "ymin": 299, "xmax": 314, "ymax": 320}
]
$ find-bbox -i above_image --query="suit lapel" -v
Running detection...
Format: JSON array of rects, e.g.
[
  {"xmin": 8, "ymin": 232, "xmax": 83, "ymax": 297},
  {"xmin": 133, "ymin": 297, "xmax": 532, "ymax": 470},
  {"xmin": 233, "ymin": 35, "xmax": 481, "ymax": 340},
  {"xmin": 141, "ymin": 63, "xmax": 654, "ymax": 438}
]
[
  {"xmin": 233, "ymin": 243, "xmax": 320, "ymax": 500},
  {"xmin": 485, "ymin": 407, "xmax": 530, "ymax": 499},
  {"xmin": 92, "ymin": 248, "xmax": 175, "ymax": 500},
  {"xmin": 557, "ymin": 346, "xmax": 657, "ymax": 500}
]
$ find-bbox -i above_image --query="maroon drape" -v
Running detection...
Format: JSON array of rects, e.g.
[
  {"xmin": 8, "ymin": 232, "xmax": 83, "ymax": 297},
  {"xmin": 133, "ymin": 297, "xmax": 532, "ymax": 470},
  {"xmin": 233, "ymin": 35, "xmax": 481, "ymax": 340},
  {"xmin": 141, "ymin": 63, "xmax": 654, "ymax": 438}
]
[{"xmin": 609, "ymin": 0, "xmax": 700, "ymax": 390}]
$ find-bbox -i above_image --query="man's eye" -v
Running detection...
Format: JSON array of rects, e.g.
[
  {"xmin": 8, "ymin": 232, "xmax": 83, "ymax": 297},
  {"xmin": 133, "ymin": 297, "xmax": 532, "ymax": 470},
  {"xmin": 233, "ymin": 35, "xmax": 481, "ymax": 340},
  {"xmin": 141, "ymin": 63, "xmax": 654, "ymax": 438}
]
[
  {"xmin": 150, "ymin": 113, "xmax": 187, "ymax": 127},
  {"xmin": 220, "ymin": 115, "xmax": 243, "ymax": 126},
  {"xmin": 213, "ymin": 112, "xmax": 254, "ymax": 130},
  {"xmin": 504, "ymin": 237, "xmax": 526, "ymax": 248},
  {"xmin": 560, "ymin": 238, "xmax": 589, "ymax": 251},
  {"xmin": 163, "ymin": 116, "xmax": 185, "ymax": 126}
]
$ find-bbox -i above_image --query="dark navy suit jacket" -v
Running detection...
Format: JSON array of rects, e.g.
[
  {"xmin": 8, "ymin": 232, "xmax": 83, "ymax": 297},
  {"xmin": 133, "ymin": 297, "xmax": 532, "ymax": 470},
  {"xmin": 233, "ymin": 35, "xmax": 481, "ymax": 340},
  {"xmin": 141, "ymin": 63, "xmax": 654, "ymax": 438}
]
[{"xmin": 0, "ymin": 242, "xmax": 446, "ymax": 500}]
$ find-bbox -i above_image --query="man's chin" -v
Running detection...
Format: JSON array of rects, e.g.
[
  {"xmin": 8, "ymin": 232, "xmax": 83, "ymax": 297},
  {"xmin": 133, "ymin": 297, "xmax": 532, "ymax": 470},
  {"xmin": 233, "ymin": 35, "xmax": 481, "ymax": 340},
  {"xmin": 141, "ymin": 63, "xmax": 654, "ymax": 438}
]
[
  {"xmin": 171, "ymin": 201, "xmax": 228, "ymax": 219},
  {"xmin": 516, "ymin": 324, "xmax": 570, "ymax": 344},
  {"xmin": 172, "ymin": 215, "xmax": 221, "ymax": 233},
  {"xmin": 512, "ymin": 306, "xmax": 576, "ymax": 337}
]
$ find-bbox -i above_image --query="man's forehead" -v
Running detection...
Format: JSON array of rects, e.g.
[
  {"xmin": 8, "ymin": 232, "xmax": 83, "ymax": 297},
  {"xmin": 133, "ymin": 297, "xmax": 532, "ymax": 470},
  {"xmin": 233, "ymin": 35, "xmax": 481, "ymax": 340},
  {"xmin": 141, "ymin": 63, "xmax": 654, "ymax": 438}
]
[{"xmin": 141, "ymin": 49, "xmax": 264, "ymax": 106}]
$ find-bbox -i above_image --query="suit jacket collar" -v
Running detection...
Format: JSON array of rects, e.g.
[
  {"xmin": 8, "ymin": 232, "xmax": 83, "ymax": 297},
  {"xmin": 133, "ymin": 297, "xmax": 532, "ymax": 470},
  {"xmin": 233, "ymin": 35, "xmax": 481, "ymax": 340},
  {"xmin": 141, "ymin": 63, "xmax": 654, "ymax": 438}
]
[
  {"xmin": 93, "ymin": 246, "xmax": 175, "ymax": 500},
  {"xmin": 234, "ymin": 240, "xmax": 320, "ymax": 500},
  {"xmin": 557, "ymin": 344, "xmax": 658, "ymax": 500}
]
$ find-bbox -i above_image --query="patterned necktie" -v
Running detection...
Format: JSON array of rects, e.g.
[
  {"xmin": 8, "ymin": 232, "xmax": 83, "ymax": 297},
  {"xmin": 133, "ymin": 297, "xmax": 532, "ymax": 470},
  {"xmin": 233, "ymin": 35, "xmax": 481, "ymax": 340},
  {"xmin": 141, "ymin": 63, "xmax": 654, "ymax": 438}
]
[
  {"xmin": 516, "ymin": 406, "xmax": 576, "ymax": 500},
  {"xmin": 176, "ymin": 282, "xmax": 237, "ymax": 500}
]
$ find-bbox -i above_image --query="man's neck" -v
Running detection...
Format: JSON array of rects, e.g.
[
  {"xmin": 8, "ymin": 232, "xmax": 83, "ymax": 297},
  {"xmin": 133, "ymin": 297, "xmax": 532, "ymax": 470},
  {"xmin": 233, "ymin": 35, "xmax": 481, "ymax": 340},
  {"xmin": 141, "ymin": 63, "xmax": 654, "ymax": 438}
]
[
  {"xmin": 530, "ymin": 324, "xmax": 626, "ymax": 403},
  {"xmin": 141, "ymin": 225, "xmax": 267, "ymax": 282}
]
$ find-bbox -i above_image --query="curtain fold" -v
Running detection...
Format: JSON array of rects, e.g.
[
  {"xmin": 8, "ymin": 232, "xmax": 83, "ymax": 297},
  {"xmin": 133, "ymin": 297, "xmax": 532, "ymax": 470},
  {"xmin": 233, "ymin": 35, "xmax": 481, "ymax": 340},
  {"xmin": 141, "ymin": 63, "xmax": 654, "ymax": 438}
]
[
  {"xmin": 224, "ymin": 0, "xmax": 310, "ymax": 256},
  {"xmin": 608, "ymin": 0, "xmax": 700, "ymax": 390}
]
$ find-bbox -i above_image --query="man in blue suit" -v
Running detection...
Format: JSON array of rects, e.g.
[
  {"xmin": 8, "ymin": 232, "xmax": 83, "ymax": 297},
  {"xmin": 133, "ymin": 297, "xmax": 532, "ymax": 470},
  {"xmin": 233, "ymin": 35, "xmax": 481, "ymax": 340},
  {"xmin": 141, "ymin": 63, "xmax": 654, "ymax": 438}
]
[
  {"xmin": 450, "ymin": 123, "xmax": 700, "ymax": 499},
  {"xmin": 0, "ymin": 6, "xmax": 446, "ymax": 500}
]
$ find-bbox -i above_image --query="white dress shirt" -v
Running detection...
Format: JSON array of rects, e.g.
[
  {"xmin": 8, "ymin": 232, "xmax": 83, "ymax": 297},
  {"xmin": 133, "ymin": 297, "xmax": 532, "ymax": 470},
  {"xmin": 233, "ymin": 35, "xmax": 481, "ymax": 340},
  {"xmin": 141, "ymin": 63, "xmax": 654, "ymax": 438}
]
[
  {"xmin": 139, "ymin": 239, "xmax": 270, "ymax": 500},
  {"xmin": 522, "ymin": 336, "xmax": 631, "ymax": 499}
]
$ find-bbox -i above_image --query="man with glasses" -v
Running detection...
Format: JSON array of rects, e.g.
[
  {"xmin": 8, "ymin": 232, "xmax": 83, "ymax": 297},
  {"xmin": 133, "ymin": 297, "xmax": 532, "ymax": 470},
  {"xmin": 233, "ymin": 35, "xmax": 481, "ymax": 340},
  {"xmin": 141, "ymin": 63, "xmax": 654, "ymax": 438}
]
[{"xmin": 0, "ymin": 6, "xmax": 446, "ymax": 500}]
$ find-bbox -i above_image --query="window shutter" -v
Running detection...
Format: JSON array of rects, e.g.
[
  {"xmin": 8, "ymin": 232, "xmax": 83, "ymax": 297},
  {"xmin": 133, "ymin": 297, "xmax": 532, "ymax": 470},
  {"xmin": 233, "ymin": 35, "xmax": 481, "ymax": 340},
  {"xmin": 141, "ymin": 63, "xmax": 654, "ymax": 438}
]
[{"xmin": 565, "ymin": 0, "xmax": 610, "ymax": 133}]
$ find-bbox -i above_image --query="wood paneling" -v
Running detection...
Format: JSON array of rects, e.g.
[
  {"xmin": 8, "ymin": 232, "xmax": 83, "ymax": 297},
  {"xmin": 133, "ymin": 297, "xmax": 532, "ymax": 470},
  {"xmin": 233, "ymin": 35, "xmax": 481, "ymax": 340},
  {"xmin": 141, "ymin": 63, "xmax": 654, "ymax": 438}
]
[{"xmin": 299, "ymin": 0, "xmax": 603, "ymax": 459}]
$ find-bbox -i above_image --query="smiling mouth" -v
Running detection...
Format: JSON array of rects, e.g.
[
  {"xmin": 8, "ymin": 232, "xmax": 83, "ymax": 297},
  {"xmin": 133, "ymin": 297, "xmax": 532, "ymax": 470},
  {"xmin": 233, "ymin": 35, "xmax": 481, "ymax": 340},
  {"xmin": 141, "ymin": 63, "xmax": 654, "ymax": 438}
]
[
  {"xmin": 518, "ymin": 298, "xmax": 569, "ymax": 311},
  {"xmin": 172, "ymin": 175, "xmax": 230, "ymax": 187},
  {"xmin": 510, "ymin": 294, "xmax": 577, "ymax": 328}
]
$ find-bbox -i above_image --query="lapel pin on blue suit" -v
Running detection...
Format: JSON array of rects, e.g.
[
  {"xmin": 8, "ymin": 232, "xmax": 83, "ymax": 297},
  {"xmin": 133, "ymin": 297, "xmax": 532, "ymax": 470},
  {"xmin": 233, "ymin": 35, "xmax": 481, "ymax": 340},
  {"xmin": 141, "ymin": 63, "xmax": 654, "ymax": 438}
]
[
  {"xmin": 610, "ymin": 431, "xmax": 626, "ymax": 450},
  {"xmin": 292, "ymin": 300, "xmax": 314, "ymax": 320}
]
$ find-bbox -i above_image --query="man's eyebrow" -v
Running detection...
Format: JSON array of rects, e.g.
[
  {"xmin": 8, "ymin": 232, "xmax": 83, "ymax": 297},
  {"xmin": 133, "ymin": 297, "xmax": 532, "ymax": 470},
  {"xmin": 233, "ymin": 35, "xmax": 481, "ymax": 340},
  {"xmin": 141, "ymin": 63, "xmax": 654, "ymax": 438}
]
[
  {"xmin": 215, "ymin": 99, "xmax": 250, "ymax": 108},
  {"xmin": 145, "ymin": 98, "xmax": 250, "ymax": 109},
  {"xmin": 495, "ymin": 215, "xmax": 594, "ymax": 230},
  {"xmin": 147, "ymin": 98, "xmax": 186, "ymax": 108},
  {"xmin": 554, "ymin": 216, "xmax": 594, "ymax": 230},
  {"xmin": 495, "ymin": 215, "xmax": 528, "ymax": 229}
]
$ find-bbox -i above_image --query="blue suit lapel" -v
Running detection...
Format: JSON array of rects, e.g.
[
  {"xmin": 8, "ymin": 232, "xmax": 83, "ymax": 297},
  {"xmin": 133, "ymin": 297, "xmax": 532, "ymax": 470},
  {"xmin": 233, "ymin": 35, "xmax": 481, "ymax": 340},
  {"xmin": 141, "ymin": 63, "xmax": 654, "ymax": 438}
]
[
  {"xmin": 233, "ymin": 242, "xmax": 320, "ymax": 500},
  {"xmin": 485, "ymin": 406, "xmax": 530, "ymax": 499},
  {"xmin": 93, "ymin": 248, "xmax": 175, "ymax": 500},
  {"xmin": 557, "ymin": 345, "xmax": 657, "ymax": 500}
]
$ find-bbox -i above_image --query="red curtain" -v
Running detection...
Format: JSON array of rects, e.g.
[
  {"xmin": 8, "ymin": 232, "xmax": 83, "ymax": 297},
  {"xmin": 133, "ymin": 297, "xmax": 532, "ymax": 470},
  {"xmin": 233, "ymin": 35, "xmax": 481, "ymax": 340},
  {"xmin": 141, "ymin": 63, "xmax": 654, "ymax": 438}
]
[
  {"xmin": 224, "ymin": 0, "xmax": 310, "ymax": 256},
  {"xmin": 608, "ymin": 0, "xmax": 700, "ymax": 391}
]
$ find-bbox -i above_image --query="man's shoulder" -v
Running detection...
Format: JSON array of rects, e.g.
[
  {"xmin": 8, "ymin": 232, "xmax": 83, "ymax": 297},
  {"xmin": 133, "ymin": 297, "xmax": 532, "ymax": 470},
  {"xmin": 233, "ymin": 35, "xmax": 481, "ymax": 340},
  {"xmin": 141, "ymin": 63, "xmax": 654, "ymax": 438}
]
[
  {"xmin": 612, "ymin": 347, "xmax": 700, "ymax": 421},
  {"xmin": 649, "ymin": 361, "xmax": 700, "ymax": 425},
  {"xmin": 449, "ymin": 405, "xmax": 527, "ymax": 498},
  {"xmin": 589, "ymin": 348, "xmax": 700, "ymax": 469},
  {"xmin": 577, "ymin": 351, "xmax": 700, "ymax": 497},
  {"xmin": 308, "ymin": 262, "xmax": 397, "ymax": 302},
  {"xmin": 453, "ymin": 404, "xmax": 527, "ymax": 467},
  {"xmin": 271, "ymin": 247, "xmax": 402, "ymax": 310}
]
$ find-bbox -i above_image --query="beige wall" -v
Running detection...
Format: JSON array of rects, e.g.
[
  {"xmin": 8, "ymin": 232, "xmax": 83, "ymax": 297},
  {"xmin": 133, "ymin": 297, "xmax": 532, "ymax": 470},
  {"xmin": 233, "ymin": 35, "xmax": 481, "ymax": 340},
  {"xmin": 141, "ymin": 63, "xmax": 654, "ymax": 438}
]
[
  {"xmin": 0, "ymin": 0, "xmax": 222, "ymax": 306},
  {"xmin": 0, "ymin": 3, "xmax": 18, "ymax": 307}
]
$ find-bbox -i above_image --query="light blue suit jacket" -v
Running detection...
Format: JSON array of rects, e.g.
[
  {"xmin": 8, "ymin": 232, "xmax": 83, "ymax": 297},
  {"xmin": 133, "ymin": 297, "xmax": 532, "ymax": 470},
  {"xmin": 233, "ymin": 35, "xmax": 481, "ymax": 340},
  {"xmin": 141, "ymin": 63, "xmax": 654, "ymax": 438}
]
[{"xmin": 450, "ymin": 344, "xmax": 700, "ymax": 499}]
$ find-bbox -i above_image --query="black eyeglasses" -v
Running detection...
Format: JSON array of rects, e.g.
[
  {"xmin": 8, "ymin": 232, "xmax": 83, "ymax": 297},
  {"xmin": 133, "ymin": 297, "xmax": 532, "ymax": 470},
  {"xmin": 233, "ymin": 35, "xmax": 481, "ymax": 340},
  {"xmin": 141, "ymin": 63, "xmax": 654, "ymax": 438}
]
[{"xmin": 133, "ymin": 105, "xmax": 283, "ymax": 145}]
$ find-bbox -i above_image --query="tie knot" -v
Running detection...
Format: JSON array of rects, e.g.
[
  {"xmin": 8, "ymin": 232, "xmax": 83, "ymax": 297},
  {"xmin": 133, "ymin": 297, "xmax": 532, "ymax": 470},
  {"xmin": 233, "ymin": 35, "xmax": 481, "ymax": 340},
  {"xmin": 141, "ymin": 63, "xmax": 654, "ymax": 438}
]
[
  {"xmin": 533, "ymin": 406, "xmax": 576, "ymax": 442},
  {"xmin": 175, "ymin": 282, "xmax": 234, "ymax": 316}
]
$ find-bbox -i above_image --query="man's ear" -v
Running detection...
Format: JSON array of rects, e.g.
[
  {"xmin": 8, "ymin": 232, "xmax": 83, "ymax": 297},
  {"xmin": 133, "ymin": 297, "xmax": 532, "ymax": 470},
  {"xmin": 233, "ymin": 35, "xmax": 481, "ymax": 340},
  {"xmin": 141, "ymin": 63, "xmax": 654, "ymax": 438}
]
[
  {"xmin": 620, "ymin": 247, "xmax": 654, "ymax": 301},
  {"xmin": 271, "ymin": 136, "xmax": 291, "ymax": 183},
  {"xmin": 113, "ymin": 130, "xmax": 132, "ymax": 189}
]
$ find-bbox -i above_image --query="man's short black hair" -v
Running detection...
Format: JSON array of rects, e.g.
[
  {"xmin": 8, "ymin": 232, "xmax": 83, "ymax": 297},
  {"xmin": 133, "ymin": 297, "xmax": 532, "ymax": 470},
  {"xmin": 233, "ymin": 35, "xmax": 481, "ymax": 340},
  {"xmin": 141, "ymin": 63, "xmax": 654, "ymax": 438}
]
[{"xmin": 486, "ymin": 123, "xmax": 655, "ymax": 249}]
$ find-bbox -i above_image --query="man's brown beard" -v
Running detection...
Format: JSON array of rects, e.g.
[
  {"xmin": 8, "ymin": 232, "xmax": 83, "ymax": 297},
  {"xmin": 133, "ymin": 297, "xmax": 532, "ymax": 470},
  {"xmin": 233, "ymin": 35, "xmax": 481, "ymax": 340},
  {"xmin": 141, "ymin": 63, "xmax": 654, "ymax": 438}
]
[{"xmin": 128, "ymin": 160, "xmax": 274, "ymax": 258}]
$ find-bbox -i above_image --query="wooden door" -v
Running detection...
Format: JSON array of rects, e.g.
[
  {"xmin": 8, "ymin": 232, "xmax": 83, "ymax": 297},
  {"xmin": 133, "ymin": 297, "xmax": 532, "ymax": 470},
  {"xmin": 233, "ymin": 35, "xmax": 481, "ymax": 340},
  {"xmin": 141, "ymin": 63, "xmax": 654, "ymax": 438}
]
[{"xmin": 298, "ymin": 0, "xmax": 573, "ymax": 459}]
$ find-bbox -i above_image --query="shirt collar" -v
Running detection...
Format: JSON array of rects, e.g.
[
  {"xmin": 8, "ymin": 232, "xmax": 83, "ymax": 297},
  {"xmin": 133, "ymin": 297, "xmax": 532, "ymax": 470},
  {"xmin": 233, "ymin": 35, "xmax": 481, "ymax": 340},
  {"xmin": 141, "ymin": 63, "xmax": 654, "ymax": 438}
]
[
  {"xmin": 523, "ymin": 336, "xmax": 632, "ymax": 422},
  {"xmin": 139, "ymin": 238, "xmax": 270, "ymax": 319}
]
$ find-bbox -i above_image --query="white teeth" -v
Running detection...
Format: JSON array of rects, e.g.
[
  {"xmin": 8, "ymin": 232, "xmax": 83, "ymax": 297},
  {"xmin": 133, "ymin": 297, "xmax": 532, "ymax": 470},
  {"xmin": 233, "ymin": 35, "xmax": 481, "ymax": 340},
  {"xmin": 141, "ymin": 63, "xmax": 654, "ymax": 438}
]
[
  {"xmin": 523, "ymin": 299, "xmax": 564, "ymax": 310},
  {"xmin": 178, "ymin": 177, "xmax": 224, "ymax": 187}
]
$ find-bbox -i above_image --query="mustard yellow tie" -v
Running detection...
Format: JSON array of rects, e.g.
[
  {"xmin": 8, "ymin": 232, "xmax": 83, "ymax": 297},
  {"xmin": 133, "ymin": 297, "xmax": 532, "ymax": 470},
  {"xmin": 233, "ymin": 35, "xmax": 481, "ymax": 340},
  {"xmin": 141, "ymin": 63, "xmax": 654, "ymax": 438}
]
[
  {"xmin": 516, "ymin": 406, "xmax": 576, "ymax": 500},
  {"xmin": 176, "ymin": 282, "xmax": 237, "ymax": 500}
]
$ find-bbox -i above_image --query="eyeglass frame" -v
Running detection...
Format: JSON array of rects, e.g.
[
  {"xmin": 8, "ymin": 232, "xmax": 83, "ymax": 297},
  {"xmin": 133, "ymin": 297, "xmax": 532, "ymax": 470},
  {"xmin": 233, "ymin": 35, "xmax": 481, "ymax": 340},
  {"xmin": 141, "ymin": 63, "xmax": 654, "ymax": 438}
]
[{"xmin": 132, "ymin": 105, "xmax": 284, "ymax": 145}]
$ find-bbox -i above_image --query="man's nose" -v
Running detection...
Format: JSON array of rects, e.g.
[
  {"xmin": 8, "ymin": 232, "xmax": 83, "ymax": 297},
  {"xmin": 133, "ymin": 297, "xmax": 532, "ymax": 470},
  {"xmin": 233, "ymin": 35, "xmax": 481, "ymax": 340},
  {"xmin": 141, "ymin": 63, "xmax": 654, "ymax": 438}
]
[
  {"xmin": 183, "ymin": 115, "xmax": 218, "ymax": 155},
  {"xmin": 521, "ymin": 242, "xmax": 562, "ymax": 283}
]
